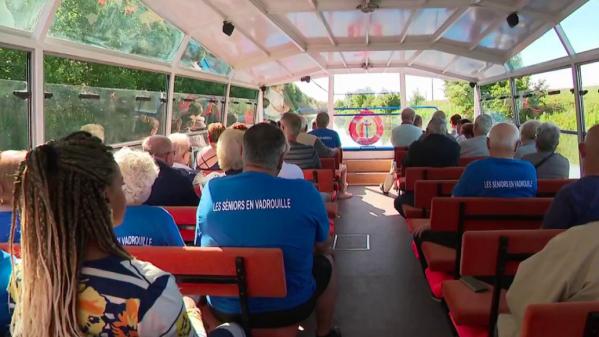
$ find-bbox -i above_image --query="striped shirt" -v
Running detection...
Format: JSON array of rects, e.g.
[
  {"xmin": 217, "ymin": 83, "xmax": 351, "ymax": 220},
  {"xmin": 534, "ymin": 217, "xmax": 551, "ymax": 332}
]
[
  {"xmin": 10, "ymin": 256, "xmax": 204, "ymax": 337},
  {"xmin": 285, "ymin": 141, "xmax": 321, "ymax": 169}
]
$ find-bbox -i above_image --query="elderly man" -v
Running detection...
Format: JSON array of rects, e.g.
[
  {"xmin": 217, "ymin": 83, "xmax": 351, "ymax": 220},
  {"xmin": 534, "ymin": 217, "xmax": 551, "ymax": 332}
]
[
  {"xmin": 309, "ymin": 112, "xmax": 342, "ymax": 149},
  {"xmin": 168, "ymin": 133, "xmax": 195, "ymax": 174},
  {"xmin": 393, "ymin": 117, "xmax": 460, "ymax": 215},
  {"xmin": 515, "ymin": 120, "xmax": 541, "ymax": 159},
  {"xmin": 543, "ymin": 124, "xmax": 599, "ymax": 229},
  {"xmin": 142, "ymin": 135, "xmax": 199, "ymax": 206},
  {"xmin": 459, "ymin": 113, "xmax": 493, "ymax": 158},
  {"xmin": 196, "ymin": 123, "xmax": 341, "ymax": 337},
  {"xmin": 522, "ymin": 122, "xmax": 569, "ymax": 179},
  {"xmin": 391, "ymin": 108, "xmax": 423, "ymax": 147}
]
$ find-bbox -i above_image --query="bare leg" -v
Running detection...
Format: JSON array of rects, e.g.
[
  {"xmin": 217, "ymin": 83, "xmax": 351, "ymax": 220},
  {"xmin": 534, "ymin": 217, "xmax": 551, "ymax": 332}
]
[{"xmin": 337, "ymin": 164, "xmax": 352, "ymax": 199}]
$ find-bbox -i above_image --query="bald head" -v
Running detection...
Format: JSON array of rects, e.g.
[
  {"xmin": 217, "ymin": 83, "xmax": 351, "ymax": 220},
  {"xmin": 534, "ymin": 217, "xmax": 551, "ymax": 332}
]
[
  {"xmin": 488, "ymin": 122, "xmax": 520, "ymax": 158},
  {"xmin": 401, "ymin": 108, "xmax": 416, "ymax": 124},
  {"xmin": 142, "ymin": 135, "xmax": 174, "ymax": 166},
  {"xmin": 581, "ymin": 124, "xmax": 599, "ymax": 176}
]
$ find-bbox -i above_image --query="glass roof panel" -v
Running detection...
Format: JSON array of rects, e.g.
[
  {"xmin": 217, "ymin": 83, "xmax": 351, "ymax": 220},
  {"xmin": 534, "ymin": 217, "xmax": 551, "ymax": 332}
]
[
  {"xmin": 284, "ymin": 12, "xmax": 328, "ymax": 40},
  {"xmin": 323, "ymin": 10, "xmax": 368, "ymax": 40},
  {"xmin": 415, "ymin": 50, "xmax": 454, "ymax": 69},
  {"xmin": 341, "ymin": 51, "xmax": 368, "ymax": 65},
  {"xmin": 0, "ymin": 0, "xmax": 47, "ymax": 31},
  {"xmin": 561, "ymin": 0, "xmax": 599, "ymax": 53},
  {"xmin": 446, "ymin": 57, "xmax": 486, "ymax": 76},
  {"xmin": 407, "ymin": 8, "xmax": 453, "ymax": 36},
  {"xmin": 389, "ymin": 50, "xmax": 416, "ymax": 64},
  {"xmin": 483, "ymin": 64, "xmax": 507, "ymax": 78},
  {"xmin": 49, "ymin": 0, "xmax": 184, "ymax": 61},
  {"xmin": 278, "ymin": 54, "xmax": 318, "ymax": 73},
  {"xmin": 508, "ymin": 29, "xmax": 567, "ymax": 70},
  {"xmin": 319, "ymin": 52, "xmax": 344, "ymax": 67},
  {"xmin": 180, "ymin": 39, "xmax": 231, "ymax": 77},
  {"xmin": 526, "ymin": 0, "xmax": 569, "ymax": 13},
  {"xmin": 443, "ymin": 6, "xmax": 496, "ymax": 44},
  {"xmin": 369, "ymin": 9, "xmax": 411, "ymax": 39},
  {"xmin": 480, "ymin": 13, "xmax": 541, "ymax": 51},
  {"xmin": 368, "ymin": 51, "xmax": 393, "ymax": 64}
]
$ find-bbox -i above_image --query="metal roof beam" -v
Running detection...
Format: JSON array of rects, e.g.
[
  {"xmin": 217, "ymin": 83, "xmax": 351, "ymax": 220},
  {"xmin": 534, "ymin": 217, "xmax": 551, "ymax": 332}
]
[
  {"xmin": 266, "ymin": 0, "xmax": 470, "ymax": 13},
  {"xmin": 234, "ymin": 48, "xmax": 303, "ymax": 70},
  {"xmin": 399, "ymin": 9, "xmax": 417, "ymax": 43},
  {"xmin": 442, "ymin": 55, "xmax": 460, "ymax": 74},
  {"xmin": 468, "ymin": 0, "xmax": 532, "ymax": 51}
]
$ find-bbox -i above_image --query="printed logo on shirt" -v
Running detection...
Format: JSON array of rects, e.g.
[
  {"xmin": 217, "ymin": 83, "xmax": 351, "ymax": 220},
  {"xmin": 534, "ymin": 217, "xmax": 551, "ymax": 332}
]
[
  {"xmin": 212, "ymin": 198, "xmax": 292, "ymax": 212},
  {"xmin": 117, "ymin": 236, "xmax": 153, "ymax": 246},
  {"xmin": 483, "ymin": 180, "xmax": 534, "ymax": 189}
]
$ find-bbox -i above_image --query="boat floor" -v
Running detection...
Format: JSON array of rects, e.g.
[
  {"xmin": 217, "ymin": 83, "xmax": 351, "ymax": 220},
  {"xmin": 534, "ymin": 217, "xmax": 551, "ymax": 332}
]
[{"xmin": 299, "ymin": 186, "xmax": 453, "ymax": 337}]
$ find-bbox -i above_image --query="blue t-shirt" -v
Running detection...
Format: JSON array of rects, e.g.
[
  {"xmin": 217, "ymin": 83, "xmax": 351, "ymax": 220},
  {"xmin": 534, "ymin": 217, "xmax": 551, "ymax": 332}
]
[
  {"xmin": 196, "ymin": 172, "xmax": 329, "ymax": 314},
  {"xmin": 0, "ymin": 251, "xmax": 11, "ymax": 335},
  {"xmin": 309, "ymin": 128, "xmax": 342, "ymax": 149},
  {"xmin": 114, "ymin": 206, "xmax": 185, "ymax": 247},
  {"xmin": 453, "ymin": 157, "xmax": 537, "ymax": 197},
  {"xmin": 0, "ymin": 212, "xmax": 20, "ymax": 243},
  {"xmin": 543, "ymin": 176, "xmax": 599, "ymax": 229}
]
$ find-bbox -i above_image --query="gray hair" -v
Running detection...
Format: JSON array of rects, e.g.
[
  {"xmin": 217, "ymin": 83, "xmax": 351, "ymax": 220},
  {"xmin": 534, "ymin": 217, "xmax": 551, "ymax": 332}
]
[
  {"xmin": 426, "ymin": 116, "xmax": 448, "ymax": 135},
  {"xmin": 401, "ymin": 108, "xmax": 416, "ymax": 123},
  {"xmin": 519, "ymin": 120, "xmax": 541, "ymax": 142},
  {"xmin": 280, "ymin": 112, "xmax": 303, "ymax": 137},
  {"xmin": 243, "ymin": 123, "xmax": 287, "ymax": 171},
  {"xmin": 474, "ymin": 114, "xmax": 493, "ymax": 136},
  {"xmin": 217, "ymin": 129, "xmax": 245, "ymax": 171},
  {"xmin": 536, "ymin": 122, "xmax": 561, "ymax": 152},
  {"xmin": 114, "ymin": 147, "xmax": 159, "ymax": 205}
]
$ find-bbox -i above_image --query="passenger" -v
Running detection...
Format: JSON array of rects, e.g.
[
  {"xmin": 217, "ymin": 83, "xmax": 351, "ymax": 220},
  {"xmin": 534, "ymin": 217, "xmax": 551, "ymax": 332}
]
[
  {"xmin": 453, "ymin": 122, "xmax": 537, "ymax": 197},
  {"xmin": 142, "ymin": 135, "xmax": 200, "ymax": 206},
  {"xmin": 390, "ymin": 108, "xmax": 422, "ymax": 147},
  {"xmin": 309, "ymin": 112, "xmax": 341, "ymax": 149},
  {"xmin": 515, "ymin": 120, "xmax": 541, "ymax": 159},
  {"xmin": 80, "ymin": 123, "xmax": 105, "ymax": 143},
  {"xmin": 217, "ymin": 129, "xmax": 245, "ymax": 176},
  {"xmin": 413, "ymin": 115, "xmax": 423, "ymax": 129},
  {"xmin": 455, "ymin": 118, "xmax": 472, "ymax": 143},
  {"xmin": 459, "ymin": 113, "xmax": 493, "ymax": 158},
  {"xmin": 168, "ymin": 132, "xmax": 196, "ymax": 174},
  {"xmin": 7, "ymin": 131, "xmax": 241, "ymax": 337},
  {"xmin": 0, "ymin": 150, "xmax": 25, "ymax": 242},
  {"xmin": 230, "ymin": 122, "xmax": 248, "ymax": 131},
  {"xmin": 280, "ymin": 112, "xmax": 320, "ymax": 169},
  {"xmin": 543, "ymin": 124, "xmax": 599, "ymax": 229},
  {"xmin": 197, "ymin": 122, "xmax": 225, "ymax": 172},
  {"xmin": 522, "ymin": 122, "xmax": 569, "ymax": 179},
  {"xmin": 296, "ymin": 115, "xmax": 338, "ymax": 159},
  {"xmin": 459, "ymin": 122, "xmax": 474, "ymax": 140},
  {"xmin": 393, "ymin": 117, "xmax": 460, "ymax": 216},
  {"xmin": 497, "ymin": 221, "xmax": 599, "ymax": 337},
  {"xmin": 449, "ymin": 114, "xmax": 462, "ymax": 138},
  {"xmin": 113, "ymin": 147, "xmax": 185, "ymax": 246},
  {"xmin": 196, "ymin": 123, "xmax": 340, "ymax": 337},
  {"xmin": 432, "ymin": 110, "xmax": 447, "ymax": 121}
]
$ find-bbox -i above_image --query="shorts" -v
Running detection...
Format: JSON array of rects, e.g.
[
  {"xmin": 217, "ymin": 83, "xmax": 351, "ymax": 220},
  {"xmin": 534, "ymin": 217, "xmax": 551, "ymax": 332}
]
[{"xmin": 211, "ymin": 254, "xmax": 333, "ymax": 328}]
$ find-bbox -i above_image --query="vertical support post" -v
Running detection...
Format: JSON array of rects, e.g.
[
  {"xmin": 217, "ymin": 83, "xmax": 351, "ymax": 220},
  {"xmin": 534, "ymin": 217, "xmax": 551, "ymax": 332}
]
[
  {"xmin": 473, "ymin": 84, "xmax": 482, "ymax": 118},
  {"xmin": 327, "ymin": 75, "xmax": 335, "ymax": 127},
  {"xmin": 572, "ymin": 64, "xmax": 586, "ymax": 177},
  {"xmin": 223, "ymin": 82, "xmax": 231, "ymax": 126},
  {"xmin": 235, "ymin": 257, "xmax": 251, "ymax": 337},
  {"xmin": 509, "ymin": 77, "xmax": 519, "ymax": 125},
  {"xmin": 256, "ymin": 88, "xmax": 264, "ymax": 123},
  {"xmin": 400, "ymin": 72, "xmax": 407, "ymax": 108},
  {"xmin": 30, "ymin": 47, "xmax": 45, "ymax": 146},
  {"xmin": 165, "ymin": 73, "xmax": 175, "ymax": 135}
]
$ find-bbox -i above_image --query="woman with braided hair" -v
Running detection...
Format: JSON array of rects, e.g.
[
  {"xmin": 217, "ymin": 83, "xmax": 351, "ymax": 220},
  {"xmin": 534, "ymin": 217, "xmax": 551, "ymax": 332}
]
[{"xmin": 7, "ymin": 132, "xmax": 244, "ymax": 337}]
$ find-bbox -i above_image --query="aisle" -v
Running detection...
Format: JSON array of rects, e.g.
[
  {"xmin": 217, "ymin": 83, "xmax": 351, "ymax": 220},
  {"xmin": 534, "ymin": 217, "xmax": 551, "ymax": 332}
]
[{"xmin": 301, "ymin": 186, "xmax": 453, "ymax": 337}]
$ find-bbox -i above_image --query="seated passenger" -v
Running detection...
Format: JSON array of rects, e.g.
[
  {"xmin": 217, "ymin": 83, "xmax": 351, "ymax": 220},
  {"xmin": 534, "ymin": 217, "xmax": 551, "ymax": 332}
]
[
  {"xmin": 455, "ymin": 118, "xmax": 472, "ymax": 143},
  {"xmin": 196, "ymin": 123, "xmax": 340, "ymax": 337},
  {"xmin": 309, "ymin": 112, "xmax": 341, "ymax": 149},
  {"xmin": 197, "ymin": 122, "xmax": 225, "ymax": 172},
  {"xmin": 80, "ymin": 123, "xmax": 105, "ymax": 143},
  {"xmin": 142, "ymin": 135, "xmax": 200, "ymax": 206},
  {"xmin": 0, "ymin": 150, "xmax": 25, "ymax": 242},
  {"xmin": 498, "ymin": 221, "xmax": 599, "ymax": 337},
  {"xmin": 453, "ymin": 122, "xmax": 537, "ymax": 197},
  {"xmin": 113, "ymin": 147, "xmax": 185, "ymax": 246},
  {"xmin": 390, "ymin": 108, "xmax": 423, "ymax": 147},
  {"xmin": 543, "ymin": 124, "xmax": 599, "ymax": 229},
  {"xmin": 459, "ymin": 122, "xmax": 474, "ymax": 140},
  {"xmin": 7, "ymin": 131, "xmax": 233, "ymax": 337},
  {"xmin": 459, "ymin": 114, "xmax": 493, "ymax": 158},
  {"xmin": 414, "ymin": 114, "xmax": 423, "ymax": 129},
  {"xmin": 515, "ymin": 120, "xmax": 541, "ymax": 159},
  {"xmin": 296, "ymin": 115, "xmax": 338, "ymax": 159},
  {"xmin": 281, "ymin": 112, "xmax": 321, "ymax": 169},
  {"xmin": 522, "ymin": 122, "xmax": 569, "ymax": 179},
  {"xmin": 449, "ymin": 113, "xmax": 462, "ymax": 138},
  {"xmin": 168, "ymin": 133, "xmax": 196, "ymax": 174},
  {"xmin": 216, "ymin": 129, "xmax": 245, "ymax": 176},
  {"xmin": 229, "ymin": 122, "xmax": 248, "ymax": 131},
  {"xmin": 393, "ymin": 117, "xmax": 460, "ymax": 216}
]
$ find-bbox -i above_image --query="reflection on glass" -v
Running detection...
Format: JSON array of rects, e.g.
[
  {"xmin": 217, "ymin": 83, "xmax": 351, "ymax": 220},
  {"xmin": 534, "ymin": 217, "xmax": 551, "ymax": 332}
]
[
  {"xmin": 561, "ymin": 0, "xmax": 599, "ymax": 53},
  {"xmin": 171, "ymin": 94, "xmax": 224, "ymax": 133},
  {"xmin": 580, "ymin": 62, "xmax": 599, "ymax": 131},
  {"xmin": 507, "ymin": 29, "xmax": 567, "ymax": 70},
  {"xmin": 0, "ymin": 47, "xmax": 29, "ymax": 150},
  {"xmin": 49, "ymin": 0, "xmax": 184, "ymax": 61},
  {"xmin": 556, "ymin": 133, "xmax": 581, "ymax": 178},
  {"xmin": 180, "ymin": 39, "xmax": 232, "ymax": 77},
  {"xmin": 0, "ymin": 0, "xmax": 46, "ymax": 31},
  {"xmin": 264, "ymin": 83, "xmax": 326, "ymax": 122},
  {"xmin": 227, "ymin": 99, "xmax": 257, "ymax": 126}
]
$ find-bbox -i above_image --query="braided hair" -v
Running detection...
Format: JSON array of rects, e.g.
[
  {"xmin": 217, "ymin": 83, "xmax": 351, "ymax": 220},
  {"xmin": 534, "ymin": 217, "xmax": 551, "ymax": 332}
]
[{"xmin": 9, "ymin": 131, "xmax": 130, "ymax": 337}]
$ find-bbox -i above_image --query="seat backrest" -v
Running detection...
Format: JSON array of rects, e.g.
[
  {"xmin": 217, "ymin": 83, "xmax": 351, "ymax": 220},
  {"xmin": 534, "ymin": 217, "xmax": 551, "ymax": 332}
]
[
  {"xmin": 429, "ymin": 197, "xmax": 553, "ymax": 232},
  {"xmin": 320, "ymin": 157, "xmax": 337, "ymax": 170},
  {"xmin": 114, "ymin": 206, "xmax": 185, "ymax": 246},
  {"xmin": 394, "ymin": 147, "xmax": 409, "ymax": 174},
  {"xmin": 303, "ymin": 169, "xmax": 335, "ymax": 193},
  {"xmin": 537, "ymin": 179, "xmax": 577, "ymax": 197},
  {"xmin": 163, "ymin": 206, "xmax": 197, "ymax": 244},
  {"xmin": 522, "ymin": 302, "xmax": 599, "ymax": 337},
  {"xmin": 458, "ymin": 156, "xmax": 486, "ymax": 166},
  {"xmin": 126, "ymin": 246, "xmax": 287, "ymax": 298},
  {"xmin": 404, "ymin": 167, "xmax": 464, "ymax": 192},
  {"xmin": 413, "ymin": 180, "xmax": 457, "ymax": 209}
]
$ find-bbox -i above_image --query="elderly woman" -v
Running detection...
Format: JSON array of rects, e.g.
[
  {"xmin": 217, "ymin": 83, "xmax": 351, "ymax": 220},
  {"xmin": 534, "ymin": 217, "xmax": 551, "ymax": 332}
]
[
  {"xmin": 522, "ymin": 122, "xmax": 570, "ymax": 179},
  {"xmin": 515, "ymin": 120, "xmax": 541, "ymax": 159},
  {"xmin": 113, "ymin": 147, "xmax": 185, "ymax": 246},
  {"xmin": 217, "ymin": 129, "xmax": 245, "ymax": 175},
  {"xmin": 168, "ymin": 132, "xmax": 195, "ymax": 173},
  {"xmin": 0, "ymin": 150, "xmax": 26, "ymax": 241}
]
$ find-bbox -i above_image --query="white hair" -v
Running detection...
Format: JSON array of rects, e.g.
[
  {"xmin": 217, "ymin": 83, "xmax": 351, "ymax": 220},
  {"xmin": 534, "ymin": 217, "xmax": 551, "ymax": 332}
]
[
  {"xmin": 168, "ymin": 133, "xmax": 191, "ymax": 165},
  {"xmin": 114, "ymin": 147, "xmax": 159, "ymax": 205},
  {"xmin": 520, "ymin": 120, "xmax": 541, "ymax": 142},
  {"xmin": 474, "ymin": 114, "xmax": 493, "ymax": 136},
  {"xmin": 217, "ymin": 129, "xmax": 244, "ymax": 171},
  {"xmin": 536, "ymin": 122, "xmax": 561, "ymax": 152}
]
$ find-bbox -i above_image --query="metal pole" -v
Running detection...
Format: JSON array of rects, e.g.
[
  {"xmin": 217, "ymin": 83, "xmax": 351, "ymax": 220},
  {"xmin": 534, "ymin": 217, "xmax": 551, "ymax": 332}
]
[
  {"xmin": 509, "ymin": 77, "xmax": 519, "ymax": 126},
  {"xmin": 223, "ymin": 82, "xmax": 231, "ymax": 126},
  {"xmin": 256, "ymin": 88, "xmax": 264, "ymax": 123},
  {"xmin": 473, "ymin": 84, "xmax": 482, "ymax": 118},
  {"xmin": 30, "ymin": 47, "xmax": 45, "ymax": 146},
  {"xmin": 399, "ymin": 72, "xmax": 407, "ymax": 108},
  {"xmin": 328, "ymin": 74, "xmax": 335, "ymax": 127},
  {"xmin": 165, "ymin": 73, "xmax": 175, "ymax": 135},
  {"xmin": 572, "ymin": 64, "xmax": 586, "ymax": 177}
]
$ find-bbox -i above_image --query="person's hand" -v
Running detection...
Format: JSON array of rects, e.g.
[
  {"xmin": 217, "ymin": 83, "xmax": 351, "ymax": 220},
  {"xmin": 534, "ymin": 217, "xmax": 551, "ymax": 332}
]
[{"xmin": 412, "ymin": 222, "xmax": 431, "ymax": 238}]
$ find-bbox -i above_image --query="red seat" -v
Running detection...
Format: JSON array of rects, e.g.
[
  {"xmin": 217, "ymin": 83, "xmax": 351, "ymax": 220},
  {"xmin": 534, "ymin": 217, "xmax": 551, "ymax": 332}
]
[
  {"xmin": 536, "ymin": 179, "xmax": 577, "ymax": 197},
  {"xmin": 163, "ymin": 206, "xmax": 196, "ymax": 244},
  {"xmin": 421, "ymin": 242, "xmax": 456, "ymax": 271},
  {"xmin": 521, "ymin": 302, "xmax": 599, "ymax": 337},
  {"xmin": 443, "ymin": 280, "xmax": 508, "ymax": 326},
  {"xmin": 303, "ymin": 169, "xmax": 337, "ymax": 197}
]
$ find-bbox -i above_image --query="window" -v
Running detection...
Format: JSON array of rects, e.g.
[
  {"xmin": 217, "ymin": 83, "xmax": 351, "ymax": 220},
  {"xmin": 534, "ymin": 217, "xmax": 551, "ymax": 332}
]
[
  {"xmin": 561, "ymin": 0, "xmax": 599, "ymax": 53},
  {"xmin": 227, "ymin": 86, "xmax": 258, "ymax": 126},
  {"xmin": 480, "ymin": 80, "xmax": 513, "ymax": 122},
  {"xmin": 49, "ymin": 0, "xmax": 184, "ymax": 61},
  {"xmin": 180, "ymin": 39, "xmax": 232, "ymax": 77},
  {"xmin": 172, "ymin": 77, "xmax": 226, "ymax": 133},
  {"xmin": 0, "ymin": 47, "xmax": 29, "ymax": 150},
  {"xmin": 507, "ymin": 29, "xmax": 567, "ymax": 70},
  {"xmin": 579, "ymin": 62, "xmax": 599, "ymax": 131},
  {"xmin": 0, "ymin": 0, "xmax": 47, "ymax": 31},
  {"xmin": 44, "ymin": 56, "xmax": 168, "ymax": 144}
]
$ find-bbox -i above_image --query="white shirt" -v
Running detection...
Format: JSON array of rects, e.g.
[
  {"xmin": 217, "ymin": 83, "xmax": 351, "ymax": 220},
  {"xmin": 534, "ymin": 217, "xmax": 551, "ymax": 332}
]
[
  {"xmin": 391, "ymin": 124, "xmax": 422, "ymax": 147},
  {"xmin": 278, "ymin": 162, "xmax": 304, "ymax": 180},
  {"xmin": 459, "ymin": 135, "xmax": 489, "ymax": 158}
]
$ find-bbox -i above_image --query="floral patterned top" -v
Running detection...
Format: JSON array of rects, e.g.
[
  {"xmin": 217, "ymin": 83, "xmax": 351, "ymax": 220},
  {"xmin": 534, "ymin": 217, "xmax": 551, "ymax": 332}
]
[{"xmin": 10, "ymin": 256, "xmax": 204, "ymax": 337}]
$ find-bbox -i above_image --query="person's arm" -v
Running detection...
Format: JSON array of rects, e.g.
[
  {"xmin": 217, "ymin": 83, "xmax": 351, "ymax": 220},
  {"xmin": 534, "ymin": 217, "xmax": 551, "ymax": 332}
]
[
  {"xmin": 314, "ymin": 139, "xmax": 336, "ymax": 158},
  {"xmin": 542, "ymin": 191, "xmax": 574, "ymax": 229}
]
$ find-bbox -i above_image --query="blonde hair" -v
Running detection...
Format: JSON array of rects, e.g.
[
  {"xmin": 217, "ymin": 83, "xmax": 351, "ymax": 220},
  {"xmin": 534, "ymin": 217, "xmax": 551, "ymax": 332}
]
[
  {"xmin": 80, "ymin": 124, "xmax": 105, "ymax": 143},
  {"xmin": 114, "ymin": 147, "xmax": 159, "ymax": 205},
  {"xmin": 217, "ymin": 129, "xmax": 245, "ymax": 172},
  {"xmin": 10, "ymin": 131, "xmax": 129, "ymax": 337},
  {"xmin": 168, "ymin": 133, "xmax": 191, "ymax": 166},
  {"xmin": 0, "ymin": 151, "xmax": 26, "ymax": 205}
]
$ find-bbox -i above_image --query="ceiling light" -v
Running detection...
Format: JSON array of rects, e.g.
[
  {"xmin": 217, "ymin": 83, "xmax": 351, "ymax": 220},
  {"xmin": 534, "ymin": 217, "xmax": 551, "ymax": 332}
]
[
  {"xmin": 507, "ymin": 12, "xmax": 519, "ymax": 28},
  {"xmin": 223, "ymin": 21, "xmax": 235, "ymax": 36}
]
